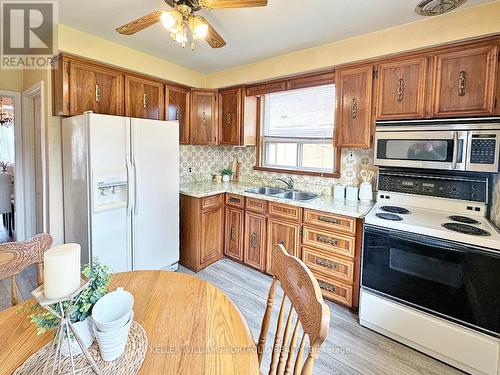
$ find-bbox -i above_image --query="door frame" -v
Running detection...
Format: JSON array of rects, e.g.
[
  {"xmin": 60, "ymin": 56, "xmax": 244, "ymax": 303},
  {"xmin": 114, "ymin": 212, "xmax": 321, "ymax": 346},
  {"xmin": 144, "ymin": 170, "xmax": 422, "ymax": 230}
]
[
  {"xmin": 0, "ymin": 89, "xmax": 23, "ymax": 240},
  {"xmin": 21, "ymin": 81, "xmax": 48, "ymax": 237}
]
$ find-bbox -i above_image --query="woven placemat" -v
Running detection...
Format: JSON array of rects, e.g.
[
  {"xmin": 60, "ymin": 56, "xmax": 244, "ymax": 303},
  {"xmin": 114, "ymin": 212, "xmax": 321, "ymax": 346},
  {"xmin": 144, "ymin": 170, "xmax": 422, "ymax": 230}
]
[{"xmin": 14, "ymin": 321, "xmax": 148, "ymax": 375}]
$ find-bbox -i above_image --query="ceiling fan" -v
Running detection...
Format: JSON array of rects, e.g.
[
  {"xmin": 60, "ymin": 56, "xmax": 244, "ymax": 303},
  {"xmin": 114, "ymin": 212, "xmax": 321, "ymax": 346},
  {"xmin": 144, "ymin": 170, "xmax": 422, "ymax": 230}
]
[{"xmin": 116, "ymin": 0, "xmax": 268, "ymax": 50}]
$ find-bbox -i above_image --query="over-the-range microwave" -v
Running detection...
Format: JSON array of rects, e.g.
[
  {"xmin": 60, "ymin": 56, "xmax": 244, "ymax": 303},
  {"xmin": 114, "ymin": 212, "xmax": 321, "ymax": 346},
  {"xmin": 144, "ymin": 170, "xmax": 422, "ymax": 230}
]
[{"xmin": 374, "ymin": 118, "xmax": 500, "ymax": 173}]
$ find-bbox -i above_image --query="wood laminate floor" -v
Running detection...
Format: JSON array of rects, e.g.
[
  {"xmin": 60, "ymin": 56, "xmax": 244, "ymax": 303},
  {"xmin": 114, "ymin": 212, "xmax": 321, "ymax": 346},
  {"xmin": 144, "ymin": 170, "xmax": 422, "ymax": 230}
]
[{"xmin": 0, "ymin": 258, "xmax": 465, "ymax": 374}]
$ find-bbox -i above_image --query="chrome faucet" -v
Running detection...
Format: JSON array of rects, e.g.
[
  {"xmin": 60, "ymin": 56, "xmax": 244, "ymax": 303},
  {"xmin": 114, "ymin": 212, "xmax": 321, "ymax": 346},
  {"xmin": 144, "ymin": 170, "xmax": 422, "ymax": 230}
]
[{"xmin": 274, "ymin": 177, "xmax": 295, "ymax": 190}]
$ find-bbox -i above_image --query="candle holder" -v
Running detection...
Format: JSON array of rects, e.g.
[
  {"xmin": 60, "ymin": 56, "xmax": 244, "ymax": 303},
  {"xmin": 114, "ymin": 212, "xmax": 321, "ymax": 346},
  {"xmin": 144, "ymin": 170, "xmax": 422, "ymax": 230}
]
[{"xmin": 31, "ymin": 276, "xmax": 102, "ymax": 375}]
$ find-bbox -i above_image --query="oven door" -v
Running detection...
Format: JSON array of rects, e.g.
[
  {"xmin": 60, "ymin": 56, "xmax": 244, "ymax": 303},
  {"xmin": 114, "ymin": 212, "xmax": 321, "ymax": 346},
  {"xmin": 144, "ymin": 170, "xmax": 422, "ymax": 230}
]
[
  {"xmin": 362, "ymin": 225, "xmax": 500, "ymax": 337},
  {"xmin": 374, "ymin": 130, "xmax": 467, "ymax": 171}
]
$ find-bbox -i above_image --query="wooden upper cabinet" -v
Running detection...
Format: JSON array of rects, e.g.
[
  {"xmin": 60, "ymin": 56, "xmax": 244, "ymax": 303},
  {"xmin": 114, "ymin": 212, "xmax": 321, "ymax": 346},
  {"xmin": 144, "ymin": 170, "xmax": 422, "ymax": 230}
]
[
  {"xmin": 69, "ymin": 60, "xmax": 124, "ymax": 116},
  {"xmin": 335, "ymin": 65, "xmax": 374, "ymax": 148},
  {"xmin": 432, "ymin": 44, "xmax": 498, "ymax": 117},
  {"xmin": 219, "ymin": 88, "xmax": 242, "ymax": 145},
  {"xmin": 376, "ymin": 57, "xmax": 428, "ymax": 120},
  {"xmin": 166, "ymin": 85, "xmax": 190, "ymax": 144},
  {"xmin": 125, "ymin": 75, "xmax": 164, "ymax": 120},
  {"xmin": 190, "ymin": 90, "xmax": 218, "ymax": 145}
]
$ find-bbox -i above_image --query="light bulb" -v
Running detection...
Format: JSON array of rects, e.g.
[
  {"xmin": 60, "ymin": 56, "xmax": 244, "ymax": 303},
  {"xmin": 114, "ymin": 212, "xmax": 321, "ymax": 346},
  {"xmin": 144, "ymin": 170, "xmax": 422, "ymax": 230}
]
[
  {"xmin": 160, "ymin": 11, "xmax": 177, "ymax": 30},
  {"xmin": 194, "ymin": 22, "xmax": 208, "ymax": 38}
]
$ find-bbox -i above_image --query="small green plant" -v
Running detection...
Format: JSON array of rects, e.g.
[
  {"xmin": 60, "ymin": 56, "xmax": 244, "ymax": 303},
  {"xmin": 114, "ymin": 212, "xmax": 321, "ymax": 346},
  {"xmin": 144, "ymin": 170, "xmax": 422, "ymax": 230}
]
[
  {"xmin": 20, "ymin": 257, "xmax": 112, "ymax": 335},
  {"xmin": 221, "ymin": 168, "xmax": 233, "ymax": 177}
]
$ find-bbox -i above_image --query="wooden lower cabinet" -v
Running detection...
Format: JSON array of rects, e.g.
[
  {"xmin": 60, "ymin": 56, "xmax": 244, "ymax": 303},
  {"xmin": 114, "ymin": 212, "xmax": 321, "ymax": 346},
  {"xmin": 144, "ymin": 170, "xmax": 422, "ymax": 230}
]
[
  {"xmin": 243, "ymin": 212, "xmax": 266, "ymax": 271},
  {"xmin": 224, "ymin": 207, "xmax": 244, "ymax": 261},
  {"xmin": 266, "ymin": 218, "xmax": 301, "ymax": 274},
  {"xmin": 180, "ymin": 194, "xmax": 224, "ymax": 272}
]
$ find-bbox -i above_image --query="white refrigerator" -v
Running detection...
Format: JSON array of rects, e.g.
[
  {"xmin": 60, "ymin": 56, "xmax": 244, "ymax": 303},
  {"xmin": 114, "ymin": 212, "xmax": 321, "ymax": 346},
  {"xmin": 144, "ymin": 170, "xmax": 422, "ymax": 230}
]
[{"xmin": 62, "ymin": 113, "xmax": 179, "ymax": 272}]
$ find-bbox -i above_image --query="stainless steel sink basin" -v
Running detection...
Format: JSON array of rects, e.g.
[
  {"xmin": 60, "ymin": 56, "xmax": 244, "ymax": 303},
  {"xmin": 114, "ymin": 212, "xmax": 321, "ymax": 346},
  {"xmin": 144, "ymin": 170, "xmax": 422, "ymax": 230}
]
[
  {"xmin": 245, "ymin": 186, "xmax": 286, "ymax": 195},
  {"xmin": 275, "ymin": 191, "xmax": 318, "ymax": 201}
]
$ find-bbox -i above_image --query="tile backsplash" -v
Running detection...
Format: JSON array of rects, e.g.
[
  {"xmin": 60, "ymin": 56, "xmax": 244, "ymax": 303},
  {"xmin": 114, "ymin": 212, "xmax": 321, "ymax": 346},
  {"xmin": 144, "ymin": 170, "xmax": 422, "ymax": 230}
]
[{"xmin": 179, "ymin": 145, "xmax": 376, "ymax": 196}]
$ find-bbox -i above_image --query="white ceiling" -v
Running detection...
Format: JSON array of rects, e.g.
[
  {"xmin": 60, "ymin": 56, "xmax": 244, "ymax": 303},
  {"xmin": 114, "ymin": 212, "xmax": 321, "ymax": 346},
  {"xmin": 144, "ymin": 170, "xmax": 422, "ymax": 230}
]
[{"xmin": 60, "ymin": 0, "xmax": 494, "ymax": 74}]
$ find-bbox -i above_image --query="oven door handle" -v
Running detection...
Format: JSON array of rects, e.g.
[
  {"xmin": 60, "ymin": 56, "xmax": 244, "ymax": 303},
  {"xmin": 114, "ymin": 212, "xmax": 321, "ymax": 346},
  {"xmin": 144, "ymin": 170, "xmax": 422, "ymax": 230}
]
[
  {"xmin": 364, "ymin": 225, "xmax": 471, "ymax": 254},
  {"xmin": 451, "ymin": 131, "xmax": 459, "ymax": 170}
]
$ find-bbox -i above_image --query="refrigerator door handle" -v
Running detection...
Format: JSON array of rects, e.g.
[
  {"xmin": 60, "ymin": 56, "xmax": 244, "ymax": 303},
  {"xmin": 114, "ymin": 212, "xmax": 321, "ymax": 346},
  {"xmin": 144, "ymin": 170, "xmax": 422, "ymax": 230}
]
[
  {"xmin": 125, "ymin": 157, "xmax": 133, "ymax": 216},
  {"xmin": 133, "ymin": 156, "xmax": 139, "ymax": 215}
]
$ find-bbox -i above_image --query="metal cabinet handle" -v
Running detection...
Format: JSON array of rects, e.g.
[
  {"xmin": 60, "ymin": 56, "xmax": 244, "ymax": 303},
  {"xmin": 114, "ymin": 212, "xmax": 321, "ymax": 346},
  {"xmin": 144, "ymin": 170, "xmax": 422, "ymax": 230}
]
[
  {"xmin": 315, "ymin": 257, "xmax": 338, "ymax": 270},
  {"xmin": 278, "ymin": 240, "xmax": 285, "ymax": 246},
  {"xmin": 95, "ymin": 84, "xmax": 101, "ymax": 103},
  {"xmin": 251, "ymin": 232, "xmax": 257, "ymax": 249},
  {"xmin": 142, "ymin": 93, "xmax": 147, "ymax": 109},
  {"xmin": 318, "ymin": 280, "xmax": 336, "ymax": 293},
  {"xmin": 351, "ymin": 98, "xmax": 358, "ymax": 119},
  {"xmin": 458, "ymin": 71, "xmax": 466, "ymax": 96},
  {"xmin": 316, "ymin": 234, "xmax": 339, "ymax": 246},
  {"xmin": 202, "ymin": 111, "xmax": 207, "ymax": 126},
  {"xmin": 229, "ymin": 197, "xmax": 241, "ymax": 203},
  {"xmin": 318, "ymin": 216, "xmax": 341, "ymax": 225},
  {"xmin": 397, "ymin": 78, "xmax": 404, "ymax": 101},
  {"xmin": 230, "ymin": 224, "xmax": 236, "ymax": 241},
  {"xmin": 226, "ymin": 112, "xmax": 232, "ymax": 126}
]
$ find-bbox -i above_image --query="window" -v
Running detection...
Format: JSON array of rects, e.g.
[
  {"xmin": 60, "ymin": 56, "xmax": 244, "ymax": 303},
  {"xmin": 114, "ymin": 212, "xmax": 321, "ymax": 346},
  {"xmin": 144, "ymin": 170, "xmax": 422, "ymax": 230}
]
[{"xmin": 259, "ymin": 84, "xmax": 336, "ymax": 175}]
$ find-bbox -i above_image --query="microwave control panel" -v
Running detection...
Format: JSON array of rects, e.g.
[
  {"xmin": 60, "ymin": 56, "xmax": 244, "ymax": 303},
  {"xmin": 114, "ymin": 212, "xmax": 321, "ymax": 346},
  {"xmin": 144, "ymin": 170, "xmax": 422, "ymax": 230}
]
[
  {"xmin": 469, "ymin": 135, "xmax": 496, "ymax": 165},
  {"xmin": 378, "ymin": 172, "xmax": 487, "ymax": 203}
]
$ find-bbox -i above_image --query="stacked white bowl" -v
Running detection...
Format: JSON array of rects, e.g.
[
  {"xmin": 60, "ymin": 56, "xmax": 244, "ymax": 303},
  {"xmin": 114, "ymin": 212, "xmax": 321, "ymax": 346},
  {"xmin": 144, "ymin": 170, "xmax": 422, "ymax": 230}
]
[{"xmin": 92, "ymin": 288, "xmax": 134, "ymax": 361}]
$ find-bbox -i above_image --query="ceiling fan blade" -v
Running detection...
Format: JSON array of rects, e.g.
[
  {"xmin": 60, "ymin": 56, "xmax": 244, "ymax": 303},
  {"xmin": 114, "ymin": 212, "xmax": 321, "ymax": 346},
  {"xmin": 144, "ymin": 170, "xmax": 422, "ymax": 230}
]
[
  {"xmin": 197, "ymin": 16, "xmax": 226, "ymax": 48},
  {"xmin": 199, "ymin": 0, "xmax": 267, "ymax": 9},
  {"xmin": 116, "ymin": 10, "xmax": 163, "ymax": 35}
]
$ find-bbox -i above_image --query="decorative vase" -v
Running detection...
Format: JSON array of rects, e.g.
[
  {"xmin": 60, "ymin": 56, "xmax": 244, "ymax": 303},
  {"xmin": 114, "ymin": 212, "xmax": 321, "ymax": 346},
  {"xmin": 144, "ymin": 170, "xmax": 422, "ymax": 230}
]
[
  {"xmin": 222, "ymin": 175, "xmax": 230, "ymax": 182},
  {"xmin": 214, "ymin": 175, "xmax": 222, "ymax": 183},
  {"xmin": 60, "ymin": 317, "xmax": 95, "ymax": 357}
]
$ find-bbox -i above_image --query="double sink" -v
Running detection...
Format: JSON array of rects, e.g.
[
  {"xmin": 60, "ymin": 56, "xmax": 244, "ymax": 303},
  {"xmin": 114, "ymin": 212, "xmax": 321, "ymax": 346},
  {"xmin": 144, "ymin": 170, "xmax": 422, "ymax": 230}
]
[{"xmin": 244, "ymin": 186, "xmax": 318, "ymax": 202}]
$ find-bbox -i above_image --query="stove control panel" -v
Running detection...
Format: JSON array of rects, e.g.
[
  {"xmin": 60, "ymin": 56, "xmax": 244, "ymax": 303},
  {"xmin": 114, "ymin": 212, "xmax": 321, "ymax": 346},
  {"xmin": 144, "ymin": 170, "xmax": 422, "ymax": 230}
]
[{"xmin": 378, "ymin": 172, "xmax": 487, "ymax": 202}]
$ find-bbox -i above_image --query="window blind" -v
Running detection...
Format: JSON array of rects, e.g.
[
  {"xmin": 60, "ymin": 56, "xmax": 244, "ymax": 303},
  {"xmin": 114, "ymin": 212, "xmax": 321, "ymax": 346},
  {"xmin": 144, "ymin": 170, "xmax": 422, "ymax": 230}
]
[{"xmin": 263, "ymin": 84, "xmax": 335, "ymax": 139}]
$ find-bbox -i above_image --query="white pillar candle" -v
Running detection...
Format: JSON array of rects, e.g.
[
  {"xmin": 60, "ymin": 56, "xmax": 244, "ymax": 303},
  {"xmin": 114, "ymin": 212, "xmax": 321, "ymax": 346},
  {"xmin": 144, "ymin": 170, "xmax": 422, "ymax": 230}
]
[{"xmin": 43, "ymin": 244, "xmax": 81, "ymax": 299}]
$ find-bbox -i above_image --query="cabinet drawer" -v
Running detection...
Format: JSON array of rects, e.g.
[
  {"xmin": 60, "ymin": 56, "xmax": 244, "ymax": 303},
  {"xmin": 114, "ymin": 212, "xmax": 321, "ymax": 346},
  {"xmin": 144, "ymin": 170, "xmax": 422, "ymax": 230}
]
[
  {"xmin": 225, "ymin": 194, "xmax": 244, "ymax": 209},
  {"xmin": 302, "ymin": 226, "xmax": 355, "ymax": 259},
  {"xmin": 315, "ymin": 274, "xmax": 353, "ymax": 307},
  {"xmin": 201, "ymin": 194, "xmax": 223, "ymax": 210},
  {"xmin": 303, "ymin": 209, "xmax": 356, "ymax": 235},
  {"xmin": 246, "ymin": 197, "xmax": 267, "ymax": 214},
  {"xmin": 302, "ymin": 247, "xmax": 354, "ymax": 284},
  {"xmin": 268, "ymin": 202, "xmax": 301, "ymax": 222}
]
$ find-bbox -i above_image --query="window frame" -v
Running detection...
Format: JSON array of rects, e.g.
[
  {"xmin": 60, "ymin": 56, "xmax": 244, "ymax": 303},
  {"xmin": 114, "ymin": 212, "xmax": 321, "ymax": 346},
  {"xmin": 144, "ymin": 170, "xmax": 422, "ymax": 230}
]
[{"xmin": 254, "ymin": 78, "xmax": 340, "ymax": 178}]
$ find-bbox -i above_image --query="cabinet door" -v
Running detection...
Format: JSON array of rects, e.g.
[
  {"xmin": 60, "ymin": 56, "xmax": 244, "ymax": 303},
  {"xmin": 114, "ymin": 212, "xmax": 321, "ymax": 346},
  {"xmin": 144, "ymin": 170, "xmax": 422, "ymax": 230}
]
[
  {"xmin": 244, "ymin": 212, "xmax": 266, "ymax": 271},
  {"xmin": 432, "ymin": 45, "xmax": 498, "ymax": 116},
  {"xmin": 335, "ymin": 65, "xmax": 373, "ymax": 148},
  {"xmin": 376, "ymin": 58, "xmax": 428, "ymax": 120},
  {"xmin": 224, "ymin": 207, "xmax": 244, "ymax": 261},
  {"xmin": 190, "ymin": 90, "xmax": 218, "ymax": 145},
  {"xmin": 167, "ymin": 85, "xmax": 190, "ymax": 144},
  {"xmin": 69, "ymin": 60, "xmax": 124, "ymax": 116},
  {"xmin": 266, "ymin": 219, "xmax": 300, "ymax": 274},
  {"xmin": 200, "ymin": 205, "xmax": 224, "ymax": 267},
  {"xmin": 219, "ymin": 88, "xmax": 242, "ymax": 145},
  {"xmin": 125, "ymin": 75, "xmax": 164, "ymax": 120}
]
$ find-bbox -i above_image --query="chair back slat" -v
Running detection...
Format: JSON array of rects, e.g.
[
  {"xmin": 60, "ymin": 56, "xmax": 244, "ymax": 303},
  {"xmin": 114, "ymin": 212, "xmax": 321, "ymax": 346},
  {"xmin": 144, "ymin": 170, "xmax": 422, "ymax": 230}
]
[
  {"xmin": 269, "ymin": 294, "xmax": 287, "ymax": 374},
  {"xmin": 284, "ymin": 319, "xmax": 301, "ymax": 375},
  {"xmin": 260, "ymin": 244, "xmax": 330, "ymax": 375},
  {"xmin": 0, "ymin": 234, "xmax": 53, "ymax": 306},
  {"xmin": 293, "ymin": 334, "xmax": 306, "ymax": 375},
  {"xmin": 258, "ymin": 276, "xmax": 277, "ymax": 365},
  {"xmin": 276, "ymin": 304, "xmax": 295, "ymax": 374}
]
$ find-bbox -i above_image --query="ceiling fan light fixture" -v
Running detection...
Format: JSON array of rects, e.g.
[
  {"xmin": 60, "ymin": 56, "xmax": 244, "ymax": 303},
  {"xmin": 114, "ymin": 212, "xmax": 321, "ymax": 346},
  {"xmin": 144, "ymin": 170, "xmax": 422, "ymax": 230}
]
[
  {"xmin": 190, "ymin": 16, "xmax": 209, "ymax": 39},
  {"xmin": 160, "ymin": 10, "xmax": 180, "ymax": 31}
]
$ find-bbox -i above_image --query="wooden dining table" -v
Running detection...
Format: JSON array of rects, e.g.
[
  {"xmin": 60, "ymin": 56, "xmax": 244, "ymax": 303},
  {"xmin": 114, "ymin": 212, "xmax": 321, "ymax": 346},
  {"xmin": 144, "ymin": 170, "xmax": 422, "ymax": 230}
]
[{"xmin": 0, "ymin": 271, "xmax": 260, "ymax": 374}]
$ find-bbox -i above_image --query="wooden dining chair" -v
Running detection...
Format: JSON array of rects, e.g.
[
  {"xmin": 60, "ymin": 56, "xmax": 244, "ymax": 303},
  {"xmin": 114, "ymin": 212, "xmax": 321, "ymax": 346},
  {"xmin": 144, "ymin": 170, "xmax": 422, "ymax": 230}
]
[
  {"xmin": 257, "ymin": 244, "xmax": 330, "ymax": 375},
  {"xmin": 0, "ymin": 233, "xmax": 53, "ymax": 306}
]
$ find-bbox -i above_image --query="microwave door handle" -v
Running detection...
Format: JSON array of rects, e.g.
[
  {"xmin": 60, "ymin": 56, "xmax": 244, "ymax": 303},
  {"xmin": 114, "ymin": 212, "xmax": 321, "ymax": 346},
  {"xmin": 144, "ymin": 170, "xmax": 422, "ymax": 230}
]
[{"xmin": 451, "ymin": 131, "xmax": 459, "ymax": 170}]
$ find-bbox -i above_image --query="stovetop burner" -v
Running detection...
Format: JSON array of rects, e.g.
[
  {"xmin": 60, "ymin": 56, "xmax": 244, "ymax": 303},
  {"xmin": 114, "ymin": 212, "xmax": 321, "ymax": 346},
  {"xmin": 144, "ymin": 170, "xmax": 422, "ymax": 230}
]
[
  {"xmin": 448, "ymin": 215, "xmax": 480, "ymax": 224},
  {"xmin": 376, "ymin": 213, "xmax": 403, "ymax": 221},
  {"xmin": 442, "ymin": 223, "xmax": 490, "ymax": 236},
  {"xmin": 380, "ymin": 206, "xmax": 410, "ymax": 214}
]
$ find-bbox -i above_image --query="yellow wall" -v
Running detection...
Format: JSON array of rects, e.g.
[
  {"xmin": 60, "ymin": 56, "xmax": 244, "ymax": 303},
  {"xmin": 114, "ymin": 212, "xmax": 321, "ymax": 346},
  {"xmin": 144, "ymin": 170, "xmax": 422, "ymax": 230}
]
[
  {"xmin": 0, "ymin": 69, "xmax": 23, "ymax": 91},
  {"xmin": 58, "ymin": 24, "xmax": 206, "ymax": 88},
  {"xmin": 206, "ymin": 1, "xmax": 500, "ymax": 88}
]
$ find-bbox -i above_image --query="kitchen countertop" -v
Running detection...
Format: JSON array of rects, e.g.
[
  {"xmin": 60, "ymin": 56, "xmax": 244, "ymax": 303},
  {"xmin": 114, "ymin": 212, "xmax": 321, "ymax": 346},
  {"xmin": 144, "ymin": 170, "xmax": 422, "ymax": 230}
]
[{"xmin": 180, "ymin": 181, "xmax": 374, "ymax": 219}]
